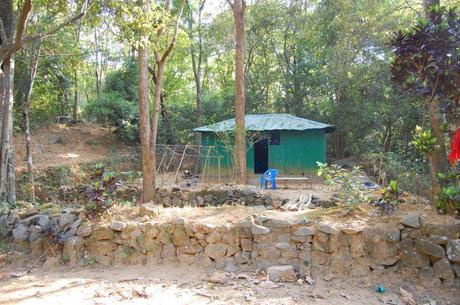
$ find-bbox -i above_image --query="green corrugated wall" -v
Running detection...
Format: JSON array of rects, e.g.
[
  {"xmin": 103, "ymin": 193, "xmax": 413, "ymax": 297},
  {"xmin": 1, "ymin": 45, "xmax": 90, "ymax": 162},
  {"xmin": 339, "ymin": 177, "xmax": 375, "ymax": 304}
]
[{"xmin": 201, "ymin": 129, "xmax": 326, "ymax": 176}]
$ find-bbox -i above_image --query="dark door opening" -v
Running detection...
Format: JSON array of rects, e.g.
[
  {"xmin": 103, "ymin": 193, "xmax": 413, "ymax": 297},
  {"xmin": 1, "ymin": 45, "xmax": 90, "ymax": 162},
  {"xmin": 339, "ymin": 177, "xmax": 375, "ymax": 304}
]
[{"xmin": 254, "ymin": 139, "xmax": 268, "ymax": 174}]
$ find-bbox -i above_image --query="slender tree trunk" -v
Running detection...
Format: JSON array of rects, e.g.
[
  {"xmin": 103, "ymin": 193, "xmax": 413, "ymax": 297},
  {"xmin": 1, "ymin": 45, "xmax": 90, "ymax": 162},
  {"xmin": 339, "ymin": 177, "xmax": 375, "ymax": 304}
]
[
  {"xmin": 138, "ymin": 20, "xmax": 155, "ymax": 203},
  {"xmin": 151, "ymin": 61, "xmax": 165, "ymax": 177},
  {"xmin": 94, "ymin": 29, "xmax": 100, "ymax": 99},
  {"xmin": 229, "ymin": 0, "xmax": 247, "ymax": 184},
  {"xmin": 22, "ymin": 41, "xmax": 41, "ymax": 202},
  {"xmin": 0, "ymin": 55, "xmax": 16, "ymax": 203}
]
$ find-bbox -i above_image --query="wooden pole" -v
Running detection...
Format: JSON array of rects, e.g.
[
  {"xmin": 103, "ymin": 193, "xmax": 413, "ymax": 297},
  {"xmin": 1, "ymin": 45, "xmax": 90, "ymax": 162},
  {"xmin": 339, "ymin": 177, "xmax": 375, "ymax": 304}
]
[
  {"xmin": 174, "ymin": 144, "xmax": 189, "ymax": 185},
  {"xmin": 218, "ymin": 155, "xmax": 221, "ymax": 184},
  {"xmin": 201, "ymin": 146, "xmax": 211, "ymax": 184}
]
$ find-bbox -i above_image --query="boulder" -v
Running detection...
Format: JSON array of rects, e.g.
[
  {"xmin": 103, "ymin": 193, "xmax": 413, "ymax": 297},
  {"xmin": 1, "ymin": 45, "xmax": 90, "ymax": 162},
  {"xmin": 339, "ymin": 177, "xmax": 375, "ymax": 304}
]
[
  {"xmin": 294, "ymin": 226, "xmax": 316, "ymax": 236},
  {"xmin": 63, "ymin": 236, "xmax": 84, "ymax": 264},
  {"xmin": 267, "ymin": 265, "xmax": 296, "ymax": 282},
  {"xmin": 110, "ymin": 221, "xmax": 126, "ymax": 232},
  {"xmin": 317, "ymin": 223, "xmax": 339, "ymax": 235},
  {"xmin": 400, "ymin": 213, "xmax": 420, "ymax": 229},
  {"xmin": 433, "ymin": 258, "xmax": 455, "ymax": 287},
  {"xmin": 172, "ymin": 228, "xmax": 189, "ymax": 246},
  {"xmin": 446, "ymin": 239, "xmax": 460, "ymax": 263},
  {"xmin": 235, "ymin": 251, "xmax": 250, "ymax": 264},
  {"xmin": 205, "ymin": 243, "xmax": 228, "ymax": 260},
  {"xmin": 77, "ymin": 225, "xmax": 92, "ymax": 237},
  {"xmin": 251, "ymin": 224, "xmax": 270, "ymax": 235},
  {"xmin": 59, "ymin": 212, "xmax": 76, "ymax": 229},
  {"xmin": 415, "ymin": 239, "xmax": 445, "ymax": 259},
  {"xmin": 12, "ymin": 224, "xmax": 29, "ymax": 242},
  {"xmin": 91, "ymin": 225, "xmax": 114, "ymax": 240},
  {"xmin": 418, "ymin": 267, "xmax": 441, "ymax": 288}
]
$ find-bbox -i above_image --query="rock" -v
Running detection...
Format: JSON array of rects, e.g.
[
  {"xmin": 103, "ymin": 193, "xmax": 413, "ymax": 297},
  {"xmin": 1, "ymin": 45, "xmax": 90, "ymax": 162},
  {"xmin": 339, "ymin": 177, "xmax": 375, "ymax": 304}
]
[
  {"xmin": 63, "ymin": 236, "xmax": 84, "ymax": 264},
  {"xmin": 433, "ymin": 258, "xmax": 454, "ymax": 287},
  {"xmin": 172, "ymin": 228, "xmax": 189, "ymax": 246},
  {"xmin": 415, "ymin": 239, "xmax": 445, "ymax": 259},
  {"xmin": 206, "ymin": 231, "xmax": 222, "ymax": 243},
  {"xmin": 235, "ymin": 251, "xmax": 250, "ymax": 264},
  {"xmin": 43, "ymin": 256, "xmax": 61, "ymax": 269},
  {"xmin": 110, "ymin": 221, "xmax": 126, "ymax": 232},
  {"xmin": 401, "ymin": 251, "xmax": 430, "ymax": 268},
  {"xmin": 205, "ymin": 243, "xmax": 228, "ymax": 260},
  {"xmin": 267, "ymin": 265, "xmax": 296, "ymax": 282},
  {"xmin": 418, "ymin": 267, "xmax": 441, "ymax": 288},
  {"xmin": 251, "ymin": 224, "xmax": 270, "ymax": 235},
  {"xmin": 203, "ymin": 194, "xmax": 214, "ymax": 203},
  {"xmin": 59, "ymin": 212, "xmax": 76, "ymax": 229},
  {"xmin": 29, "ymin": 225, "xmax": 43, "ymax": 242},
  {"xmin": 339, "ymin": 225, "xmax": 365, "ymax": 235},
  {"xmin": 208, "ymin": 271, "xmax": 228, "ymax": 284},
  {"xmin": 18, "ymin": 206, "xmax": 38, "ymax": 219},
  {"xmin": 452, "ymin": 263, "xmax": 460, "ymax": 277},
  {"xmin": 161, "ymin": 244, "xmax": 177, "ymax": 262},
  {"xmin": 12, "ymin": 224, "xmax": 29, "ymax": 242},
  {"xmin": 77, "ymin": 225, "xmax": 92, "ymax": 237},
  {"xmin": 196, "ymin": 196, "xmax": 205, "ymax": 206},
  {"xmin": 317, "ymin": 223, "xmax": 339, "ymax": 235},
  {"xmin": 400, "ymin": 213, "xmax": 420, "ymax": 229},
  {"xmin": 91, "ymin": 225, "xmax": 114, "ymax": 240},
  {"xmin": 162, "ymin": 197, "xmax": 172, "ymax": 207},
  {"xmin": 446, "ymin": 239, "xmax": 460, "ymax": 263},
  {"xmin": 171, "ymin": 197, "xmax": 181, "ymax": 206},
  {"xmin": 240, "ymin": 239, "xmax": 253, "ymax": 251},
  {"xmin": 139, "ymin": 203, "xmax": 163, "ymax": 217},
  {"xmin": 294, "ymin": 226, "xmax": 316, "ymax": 236},
  {"xmin": 374, "ymin": 223, "xmax": 401, "ymax": 242},
  {"xmin": 306, "ymin": 202, "xmax": 316, "ymax": 209},
  {"xmin": 271, "ymin": 200, "xmax": 283, "ymax": 209},
  {"xmin": 223, "ymin": 262, "xmax": 239, "ymax": 273}
]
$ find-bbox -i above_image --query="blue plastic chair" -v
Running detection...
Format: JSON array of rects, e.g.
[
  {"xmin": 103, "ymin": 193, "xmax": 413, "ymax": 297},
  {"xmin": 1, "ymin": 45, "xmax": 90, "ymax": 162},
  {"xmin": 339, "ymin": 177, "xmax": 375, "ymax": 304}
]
[{"xmin": 260, "ymin": 169, "xmax": 278, "ymax": 190}]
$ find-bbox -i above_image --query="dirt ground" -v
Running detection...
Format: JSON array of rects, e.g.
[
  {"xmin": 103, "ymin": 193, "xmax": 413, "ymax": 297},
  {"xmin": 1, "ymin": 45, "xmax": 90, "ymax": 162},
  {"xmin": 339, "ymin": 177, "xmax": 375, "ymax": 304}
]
[
  {"xmin": 13, "ymin": 123, "xmax": 132, "ymax": 171},
  {"xmin": 0, "ymin": 260, "xmax": 458, "ymax": 305}
]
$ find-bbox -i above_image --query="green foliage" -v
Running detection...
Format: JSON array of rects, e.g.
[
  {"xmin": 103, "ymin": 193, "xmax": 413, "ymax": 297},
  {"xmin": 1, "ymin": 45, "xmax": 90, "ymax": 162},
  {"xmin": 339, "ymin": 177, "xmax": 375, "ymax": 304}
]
[
  {"xmin": 411, "ymin": 126, "xmax": 439, "ymax": 154},
  {"xmin": 317, "ymin": 162, "xmax": 370, "ymax": 205},
  {"xmin": 375, "ymin": 179, "xmax": 401, "ymax": 215},
  {"xmin": 84, "ymin": 93, "xmax": 139, "ymax": 143},
  {"xmin": 436, "ymin": 169, "xmax": 460, "ymax": 212},
  {"xmin": 363, "ymin": 152, "xmax": 430, "ymax": 197}
]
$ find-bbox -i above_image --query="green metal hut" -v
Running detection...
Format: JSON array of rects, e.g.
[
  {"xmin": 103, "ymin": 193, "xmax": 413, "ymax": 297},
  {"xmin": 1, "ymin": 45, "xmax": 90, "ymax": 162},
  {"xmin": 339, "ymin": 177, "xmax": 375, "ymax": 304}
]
[{"xmin": 194, "ymin": 114, "xmax": 335, "ymax": 176}]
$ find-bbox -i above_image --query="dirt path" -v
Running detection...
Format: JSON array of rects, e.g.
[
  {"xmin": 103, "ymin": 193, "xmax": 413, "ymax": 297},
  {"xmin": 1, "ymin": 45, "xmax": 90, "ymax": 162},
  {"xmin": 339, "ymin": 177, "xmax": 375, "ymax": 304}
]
[{"xmin": 1, "ymin": 263, "xmax": 458, "ymax": 305}]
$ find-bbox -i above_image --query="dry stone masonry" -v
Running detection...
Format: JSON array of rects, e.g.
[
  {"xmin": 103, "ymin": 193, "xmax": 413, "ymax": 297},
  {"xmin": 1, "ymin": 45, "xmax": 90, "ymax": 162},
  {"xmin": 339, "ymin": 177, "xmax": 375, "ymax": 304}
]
[{"xmin": 3, "ymin": 203, "xmax": 460, "ymax": 288}]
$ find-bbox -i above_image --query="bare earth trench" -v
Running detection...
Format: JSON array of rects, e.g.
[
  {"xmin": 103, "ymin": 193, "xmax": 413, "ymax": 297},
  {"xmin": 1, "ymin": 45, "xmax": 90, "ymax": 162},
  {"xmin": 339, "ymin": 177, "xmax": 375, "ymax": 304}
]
[{"xmin": 1, "ymin": 259, "xmax": 458, "ymax": 305}]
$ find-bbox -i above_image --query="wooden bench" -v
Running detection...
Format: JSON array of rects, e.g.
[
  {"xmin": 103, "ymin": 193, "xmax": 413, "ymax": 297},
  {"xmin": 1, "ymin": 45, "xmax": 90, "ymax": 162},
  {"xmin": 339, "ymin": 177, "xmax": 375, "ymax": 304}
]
[{"xmin": 276, "ymin": 176, "xmax": 312, "ymax": 189}]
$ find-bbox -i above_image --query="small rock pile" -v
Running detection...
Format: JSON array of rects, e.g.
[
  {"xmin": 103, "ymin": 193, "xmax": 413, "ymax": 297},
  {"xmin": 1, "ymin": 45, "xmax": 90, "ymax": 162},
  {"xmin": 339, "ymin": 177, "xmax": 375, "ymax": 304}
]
[{"xmin": 155, "ymin": 185, "xmax": 286, "ymax": 209}]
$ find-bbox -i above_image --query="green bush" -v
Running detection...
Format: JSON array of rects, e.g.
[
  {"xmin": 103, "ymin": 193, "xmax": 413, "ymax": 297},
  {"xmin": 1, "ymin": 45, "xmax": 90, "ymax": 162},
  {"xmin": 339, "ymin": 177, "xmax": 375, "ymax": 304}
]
[{"xmin": 84, "ymin": 92, "xmax": 139, "ymax": 143}]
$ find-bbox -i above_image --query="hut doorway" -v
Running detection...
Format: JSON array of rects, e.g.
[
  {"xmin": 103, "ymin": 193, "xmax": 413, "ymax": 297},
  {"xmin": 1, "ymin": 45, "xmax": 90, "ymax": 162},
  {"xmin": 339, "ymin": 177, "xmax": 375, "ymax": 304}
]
[{"xmin": 254, "ymin": 138, "xmax": 268, "ymax": 174}]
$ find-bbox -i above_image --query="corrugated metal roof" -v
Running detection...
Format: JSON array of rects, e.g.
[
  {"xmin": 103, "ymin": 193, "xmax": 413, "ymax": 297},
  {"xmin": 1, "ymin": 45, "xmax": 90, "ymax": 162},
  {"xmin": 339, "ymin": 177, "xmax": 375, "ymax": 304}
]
[{"xmin": 194, "ymin": 114, "xmax": 335, "ymax": 133}]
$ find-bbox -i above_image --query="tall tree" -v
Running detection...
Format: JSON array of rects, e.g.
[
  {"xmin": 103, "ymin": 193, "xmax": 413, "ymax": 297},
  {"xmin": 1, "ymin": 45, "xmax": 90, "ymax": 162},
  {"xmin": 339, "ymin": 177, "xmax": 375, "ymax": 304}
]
[
  {"xmin": 185, "ymin": 0, "xmax": 206, "ymax": 145},
  {"xmin": 137, "ymin": 0, "xmax": 186, "ymax": 203},
  {"xmin": 227, "ymin": 0, "xmax": 247, "ymax": 184},
  {"xmin": 391, "ymin": 0, "xmax": 459, "ymax": 201},
  {"xmin": 22, "ymin": 39, "xmax": 42, "ymax": 202},
  {"xmin": 0, "ymin": 0, "xmax": 88, "ymax": 204}
]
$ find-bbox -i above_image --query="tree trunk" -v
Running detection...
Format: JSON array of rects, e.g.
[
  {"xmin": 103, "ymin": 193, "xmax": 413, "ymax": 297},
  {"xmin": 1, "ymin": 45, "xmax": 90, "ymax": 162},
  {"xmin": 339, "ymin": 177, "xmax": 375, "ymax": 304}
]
[
  {"xmin": 424, "ymin": 0, "xmax": 448, "ymax": 202},
  {"xmin": 428, "ymin": 97, "xmax": 449, "ymax": 200},
  {"xmin": 151, "ymin": 61, "xmax": 165, "ymax": 181},
  {"xmin": 22, "ymin": 41, "xmax": 41, "ymax": 202},
  {"xmin": 94, "ymin": 29, "xmax": 100, "ymax": 99},
  {"xmin": 230, "ymin": 0, "xmax": 247, "ymax": 185},
  {"xmin": 0, "ymin": 55, "xmax": 16, "ymax": 203},
  {"xmin": 138, "ymin": 36, "xmax": 155, "ymax": 203}
]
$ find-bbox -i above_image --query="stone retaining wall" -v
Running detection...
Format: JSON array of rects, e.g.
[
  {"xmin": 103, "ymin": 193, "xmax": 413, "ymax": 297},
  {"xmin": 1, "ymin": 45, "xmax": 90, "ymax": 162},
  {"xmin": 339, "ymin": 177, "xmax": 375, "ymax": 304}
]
[{"xmin": 6, "ymin": 210, "xmax": 460, "ymax": 288}]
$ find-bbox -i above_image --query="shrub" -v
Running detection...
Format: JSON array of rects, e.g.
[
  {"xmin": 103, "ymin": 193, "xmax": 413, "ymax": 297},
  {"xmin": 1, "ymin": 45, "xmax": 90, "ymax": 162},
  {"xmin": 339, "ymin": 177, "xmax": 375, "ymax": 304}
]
[{"xmin": 84, "ymin": 92, "xmax": 139, "ymax": 143}]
